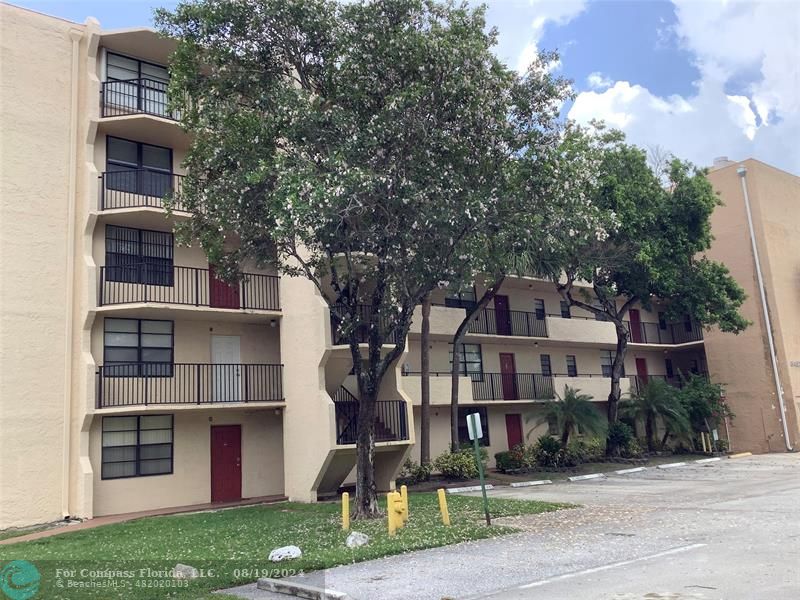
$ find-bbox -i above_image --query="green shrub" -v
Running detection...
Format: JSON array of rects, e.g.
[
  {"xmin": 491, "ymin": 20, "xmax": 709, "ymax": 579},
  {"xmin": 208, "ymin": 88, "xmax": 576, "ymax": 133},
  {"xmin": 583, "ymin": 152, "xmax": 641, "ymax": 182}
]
[
  {"xmin": 434, "ymin": 450, "xmax": 479, "ymax": 480},
  {"xmin": 621, "ymin": 437, "xmax": 644, "ymax": 458},
  {"xmin": 495, "ymin": 444, "xmax": 527, "ymax": 472},
  {"xmin": 565, "ymin": 437, "xmax": 605, "ymax": 464},
  {"xmin": 397, "ymin": 458, "xmax": 431, "ymax": 484},
  {"xmin": 714, "ymin": 438, "xmax": 729, "ymax": 453},
  {"xmin": 607, "ymin": 421, "xmax": 634, "ymax": 455},
  {"xmin": 534, "ymin": 434, "xmax": 564, "ymax": 469}
]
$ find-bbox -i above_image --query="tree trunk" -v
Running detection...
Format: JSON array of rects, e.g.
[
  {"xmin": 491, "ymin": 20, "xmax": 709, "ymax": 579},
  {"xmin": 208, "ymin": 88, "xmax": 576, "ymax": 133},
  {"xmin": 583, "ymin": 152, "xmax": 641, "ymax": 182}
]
[
  {"xmin": 420, "ymin": 294, "xmax": 431, "ymax": 465},
  {"xmin": 561, "ymin": 422, "xmax": 571, "ymax": 448},
  {"xmin": 661, "ymin": 427, "xmax": 671, "ymax": 449},
  {"xmin": 450, "ymin": 277, "xmax": 506, "ymax": 451},
  {"xmin": 645, "ymin": 414, "xmax": 656, "ymax": 453},
  {"xmin": 605, "ymin": 322, "xmax": 629, "ymax": 455},
  {"xmin": 353, "ymin": 382, "xmax": 378, "ymax": 518}
]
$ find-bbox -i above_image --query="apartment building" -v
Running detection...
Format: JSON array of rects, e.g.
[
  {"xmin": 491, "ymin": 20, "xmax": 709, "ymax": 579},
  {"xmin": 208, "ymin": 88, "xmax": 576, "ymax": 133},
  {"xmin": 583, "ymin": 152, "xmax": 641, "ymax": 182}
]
[
  {"xmin": 1, "ymin": 5, "xmax": 796, "ymax": 530},
  {"xmin": 703, "ymin": 159, "xmax": 800, "ymax": 454}
]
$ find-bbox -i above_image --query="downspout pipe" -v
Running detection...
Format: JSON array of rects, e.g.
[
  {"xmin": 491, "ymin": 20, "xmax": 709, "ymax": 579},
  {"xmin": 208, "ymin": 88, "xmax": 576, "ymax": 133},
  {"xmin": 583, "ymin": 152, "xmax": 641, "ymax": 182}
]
[
  {"xmin": 737, "ymin": 165, "xmax": 793, "ymax": 451},
  {"xmin": 62, "ymin": 28, "xmax": 83, "ymax": 519}
]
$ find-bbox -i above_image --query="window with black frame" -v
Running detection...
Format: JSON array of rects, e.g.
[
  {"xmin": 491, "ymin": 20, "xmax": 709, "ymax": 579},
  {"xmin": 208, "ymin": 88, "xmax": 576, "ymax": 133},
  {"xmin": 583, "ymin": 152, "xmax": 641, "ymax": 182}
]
[
  {"xmin": 105, "ymin": 225, "xmax": 174, "ymax": 286},
  {"xmin": 448, "ymin": 343, "xmax": 483, "ymax": 381},
  {"xmin": 560, "ymin": 300, "xmax": 571, "ymax": 319},
  {"xmin": 540, "ymin": 354, "xmax": 552, "ymax": 377},
  {"xmin": 106, "ymin": 136, "xmax": 172, "ymax": 198},
  {"xmin": 106, "ymin": 52, "xmax": 170, "ymax": 117},
  {"xmin": 566, "ymin": 355, "xmax": 578, "ymax": 377},
  {"xmin": 600, "ymin": 350, "xmax": 625, "ymax": 377},
  {"xmin": 444, "ymin": 285, "xmax": 477, "ymax": 310},
  {"xmin": 101, "ymin": 415, "xmax": 173, "ymax": 479},
  {"xmin": 457, "ymin": 406, "xmax": 490, "ymax": 446},
  {"xmin": 103, "ymin": 318, "xmax": 174, "ymax": 377},
  {"xmin": 534, "ymin": 298, "xmax": 545, "ymax": 320}
]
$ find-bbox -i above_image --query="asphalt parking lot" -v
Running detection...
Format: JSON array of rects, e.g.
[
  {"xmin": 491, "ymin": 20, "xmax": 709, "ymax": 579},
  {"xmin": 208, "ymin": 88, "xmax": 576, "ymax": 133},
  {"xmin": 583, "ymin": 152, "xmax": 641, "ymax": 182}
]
[{"xmin": 226, "ymin": 453, "xmax": 800, "ymax": 600}]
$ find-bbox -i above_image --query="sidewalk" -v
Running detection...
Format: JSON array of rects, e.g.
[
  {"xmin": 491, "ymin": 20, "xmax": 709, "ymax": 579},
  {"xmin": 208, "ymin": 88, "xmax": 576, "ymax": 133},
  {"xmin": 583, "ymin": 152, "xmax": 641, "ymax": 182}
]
[{"xmin": 0, "ymin": 494, "xmax": 286, "ymax": 546}]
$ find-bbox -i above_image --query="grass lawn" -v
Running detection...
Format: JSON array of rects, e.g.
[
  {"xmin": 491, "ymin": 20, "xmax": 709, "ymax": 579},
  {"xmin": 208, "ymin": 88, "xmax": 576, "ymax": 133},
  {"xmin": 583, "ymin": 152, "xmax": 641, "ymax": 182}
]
[{"xmin": 0, "ymin": 493, "xmax": 567, "ymax": 600}]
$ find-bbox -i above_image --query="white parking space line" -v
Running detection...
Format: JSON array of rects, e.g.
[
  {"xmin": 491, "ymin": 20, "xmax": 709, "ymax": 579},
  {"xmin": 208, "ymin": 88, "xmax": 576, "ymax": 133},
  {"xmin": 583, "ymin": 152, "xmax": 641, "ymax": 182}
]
[
  {"xmin": 517, "ymin": 543, "xmax": 707, "ymax": 589},
  {"xmin": 615, "ymin": 466, "xmax": 647, "ymax": 474}
]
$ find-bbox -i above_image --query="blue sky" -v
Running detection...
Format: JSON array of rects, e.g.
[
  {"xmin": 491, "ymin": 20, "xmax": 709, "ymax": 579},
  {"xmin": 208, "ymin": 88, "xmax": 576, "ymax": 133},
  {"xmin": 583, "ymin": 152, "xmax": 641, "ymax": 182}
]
[{"xmin": 11, "ymin": 0, "xmax": 799, "ymax": 173}]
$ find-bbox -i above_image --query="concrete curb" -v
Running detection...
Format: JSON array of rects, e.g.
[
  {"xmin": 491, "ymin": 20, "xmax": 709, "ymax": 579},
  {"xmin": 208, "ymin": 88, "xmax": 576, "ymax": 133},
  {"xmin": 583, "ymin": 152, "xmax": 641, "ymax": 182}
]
[
  {"xmin": 657, "ymin": 462, "xmax": 687, "ymax": 469},
  {"xmin": 695, "ymin": 457, "xmax": 722, "ymax": 464},
  {"xmin": 447, "ymin": 484, "xmax": 495, "ymax": 494},
  {"xmin": 729, "ymin": 452, "xmax": 753, "ymax": 459},
  {"xmin": 615, "ymin": 466, "xmax": 647, "ymax": 475},
  {"xmin": 510, "ymin": 479, "xmax": 552, "ymax": 488},
  {"xmin": 257, "ymin": 578, "xmax": 351, "ymax": 600},
  {"xmin": 568, "ymin": 473, "xmax": 606, "ymax": 482}
]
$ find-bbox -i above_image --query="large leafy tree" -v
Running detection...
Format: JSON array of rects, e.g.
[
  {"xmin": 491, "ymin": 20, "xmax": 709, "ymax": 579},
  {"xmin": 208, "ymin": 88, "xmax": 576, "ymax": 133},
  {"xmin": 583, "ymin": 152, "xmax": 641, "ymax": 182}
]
[
  {"xmin": 546, "ymin": 125, "xmax": 748, "ymax": 449},
  {"xmin": 158, "ymin": 0, "xmax": 567, "ymax": 516}
]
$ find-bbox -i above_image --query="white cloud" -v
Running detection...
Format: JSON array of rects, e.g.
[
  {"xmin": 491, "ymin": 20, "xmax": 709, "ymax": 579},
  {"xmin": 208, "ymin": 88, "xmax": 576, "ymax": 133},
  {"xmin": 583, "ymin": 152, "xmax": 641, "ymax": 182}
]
[
  {"xmin": 586, "ymin": 72, "xmax": 613, "ymax": 90},
  {"xmin": 568, "ymin": 0, "xmax": 800, "ymax": 173},
  {"xmin": 516, "ymin": 0, "xmax": 587, "ymax": 73}
]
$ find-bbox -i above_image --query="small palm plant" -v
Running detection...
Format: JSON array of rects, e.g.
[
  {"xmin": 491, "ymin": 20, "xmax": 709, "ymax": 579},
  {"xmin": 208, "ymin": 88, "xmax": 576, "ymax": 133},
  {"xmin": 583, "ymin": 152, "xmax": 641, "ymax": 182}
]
[
  {"xmin": 620, "ymin": 379, "xmax": 691, "ymax": 452},
  {"xmin": 527, "ymin": 385, "xmax": 606, "ymax": 447}
]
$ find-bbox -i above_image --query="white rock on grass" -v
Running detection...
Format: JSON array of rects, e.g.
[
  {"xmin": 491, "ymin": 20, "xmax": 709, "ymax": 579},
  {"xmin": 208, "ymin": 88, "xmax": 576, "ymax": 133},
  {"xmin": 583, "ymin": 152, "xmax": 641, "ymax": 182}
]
[
  {"xmin": 268, "ymin": 545, "xmax": 303, "ymax": 562},
  {"xmin": 173, "ymin": 564, "xmax": 199, "ymax": 579},
  {"xmin": 345, "ymin": 531, "xmax": 369, "ymax": 548}
]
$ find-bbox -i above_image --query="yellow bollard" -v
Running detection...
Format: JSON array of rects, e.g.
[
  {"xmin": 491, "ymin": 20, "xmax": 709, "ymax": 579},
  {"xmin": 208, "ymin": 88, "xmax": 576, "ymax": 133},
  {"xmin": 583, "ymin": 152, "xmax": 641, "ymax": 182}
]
[
  {"xmin": 342, "ymin": 492, "xmax": 350, "ymax": 531},
  {"xmin": 400, "ymin": 485, "xmax": 409, "ymax": 523},
  {"xmin": 437, "ymin": 488, "xmax": 451, "ymax": 526},
  {"xmin": 387, "ymin": 492, "xmax": 403, "ymax": 535}
]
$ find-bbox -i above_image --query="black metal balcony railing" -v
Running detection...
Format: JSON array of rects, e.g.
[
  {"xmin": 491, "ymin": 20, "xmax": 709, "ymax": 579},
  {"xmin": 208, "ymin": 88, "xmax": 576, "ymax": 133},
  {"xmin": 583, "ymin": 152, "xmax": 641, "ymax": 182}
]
[
  {"xmin": 98, "ymin": 265, "xmax": 280, "ymax": 311},
  {"xmin": 333, "ymin": 397, "xmax": 409, "ymax": 445},
  {"xmin": 96, "ymin": 363, "xmax": 283, "ymax": 408},
  {"xmin": 329, "ymin": 304, "xmax": 404, "ymax": 346},
  {"xmin": 629, "ymin": 373, "xmax": 709, "ymax": 394},
  {"xmin": 469, "ymin": 308, "xmax": 548, "ymax": 338},
  {"xmin": 100, "ymin": 171, "xmax": 187, "ymax": 212},
  {"xmin": 101, "ymin": 78, "xmax": 180, "ymax": 120},
  {"xmin": 471, "ymin": 373, "xmax": 555, "ymax": 401},
  {"xmin": 625, "ymin": 320, "xmax": 703, "ymax": 345}
]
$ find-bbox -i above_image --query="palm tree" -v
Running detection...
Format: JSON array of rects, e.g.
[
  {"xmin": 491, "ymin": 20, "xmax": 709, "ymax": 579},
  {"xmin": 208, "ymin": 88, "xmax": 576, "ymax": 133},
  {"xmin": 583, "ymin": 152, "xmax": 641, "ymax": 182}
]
[
  {"xmin": 528, "ymin": 385, "xmax": 606, "ymax": 447},
  {"xmin": 620, "ymin": 379, "xmax": 691, "ymax": 452}
]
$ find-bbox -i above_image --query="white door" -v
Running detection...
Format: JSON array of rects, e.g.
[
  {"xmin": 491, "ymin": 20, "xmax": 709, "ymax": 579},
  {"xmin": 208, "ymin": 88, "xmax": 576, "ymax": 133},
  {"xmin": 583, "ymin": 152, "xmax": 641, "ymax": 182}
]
[{"xmin": 211, "ymin": 335, "xmax": 241, "ymax": 402}]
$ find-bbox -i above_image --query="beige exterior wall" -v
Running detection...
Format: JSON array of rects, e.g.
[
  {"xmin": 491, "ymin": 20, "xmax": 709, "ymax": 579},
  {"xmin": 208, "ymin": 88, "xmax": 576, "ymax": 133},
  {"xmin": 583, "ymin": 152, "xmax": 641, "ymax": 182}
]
[
  {"xmin": 705, "ymin": 160, "xmax": 800, "ymax": 452},
  {"xmin": 90, "ymin": 408, "xmax": 284, "ymax": 516}
]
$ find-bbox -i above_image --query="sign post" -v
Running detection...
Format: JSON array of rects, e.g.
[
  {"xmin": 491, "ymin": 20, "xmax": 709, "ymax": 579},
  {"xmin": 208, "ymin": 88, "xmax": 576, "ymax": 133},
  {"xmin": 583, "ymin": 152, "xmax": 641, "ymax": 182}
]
[{"xmin": 467, "ymin": 412, "xmax": 491, "ymax": 526}]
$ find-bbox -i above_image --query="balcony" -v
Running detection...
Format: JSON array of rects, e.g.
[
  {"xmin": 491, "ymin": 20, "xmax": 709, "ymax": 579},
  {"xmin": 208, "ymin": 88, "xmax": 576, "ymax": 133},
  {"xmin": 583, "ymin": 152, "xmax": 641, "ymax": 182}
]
[
  {"xmin": 400, "ymin": 371, "xmax": 474, "ymax": 405},
  {"xmin": 551, "ymin": 373, "xmax": 633, "ymax": 401},
  {"xmin": 101, "ymin": 78, "xmax": 179, "ymax": 120},
  {"xmin": 629, "ymin": 373, "xmax": 709, "ymax": 394},
  {"xmin": 471, "ymin": 372, "xmax": 555, "ymax": 401},
  {"xmin": 99, "ymin": 170, "xmax": 187, "ymax": 212},
  {"xmin": 332, "ymin": 389, "xmax": 409, "ymax": 444},
  {"xmin": 98, "ymin": 265, "xmax": 280, "ymax": 312},
  {"xmin": 625, "ymin": 320, "xmax": 703, "ymax": 345},
  {"xmin": 469, "ymin": 308, "xmax": 548, "ymax": 338},
  {"xmin": 96, "ymin": 363, "xmax": 283, "ymax": 408},
  {"xmin": 329, "ymin": 304, "xmax": 403, "ymax": 346}
]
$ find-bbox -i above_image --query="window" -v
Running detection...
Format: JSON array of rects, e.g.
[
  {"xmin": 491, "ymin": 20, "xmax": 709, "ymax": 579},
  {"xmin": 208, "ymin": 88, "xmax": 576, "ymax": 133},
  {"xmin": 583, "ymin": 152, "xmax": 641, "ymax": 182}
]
[
  {"xmin": 444, "ymin": 285, "xmax": 477, "ymax": 310},
  {"xmin": 665, "ymin": 358, "xmax": 674, "ymax": 378},
  {"xmin": 102, "ymin": 415, "xmax": 173, "ymax": 479},
  {"xmin": 104, "ymin": 318, "xmax": 174, "ymax": 377},
  {"xmin": 105, "ymin": 225, "xmax": 174, "ymax": 286},
  {"xmin": 600, "ymin": 351, "xmax": 625, "ymax": 377},
  {"xmin": 683, "ymin": 314, "xmax": 693, "ymax": 333},
  {"xmin": 566, "ymin": 355, "xmax": 578, "ymax": 377},
  {"xmin": 689, "ymin": 359, "xmax": 699, "ymax": 374},
  {"xmin": 457, "ymin": 407, "xmax": 489, "ymax": 446},
  {"xmin": 560, "ymin": 300, "xmax": 571, "ymax": 319},
  {"xmin": 547, "ymin": 415, "xmax": 559, "ymax": 436},
  {"xmin": 658, "ymin": 311, "xmax": 667, "ymax": 330},
  {"xmin": 106, "ymin": 136, "xmax": 172, "ymax": 197},
  {"xmin": 106, "ymin": 52, "xmax": 170, "ymax": 116},
  {"xmin": 534, "ymin": 299, "xmax": 545, "ymax": 320},
  {"xmin": 449, "ymin": 343, "xmax": 483, "ymax": 381},
  {"xmin": 540, "ymin": 354, "xmax": 552, "ymax": 377}
]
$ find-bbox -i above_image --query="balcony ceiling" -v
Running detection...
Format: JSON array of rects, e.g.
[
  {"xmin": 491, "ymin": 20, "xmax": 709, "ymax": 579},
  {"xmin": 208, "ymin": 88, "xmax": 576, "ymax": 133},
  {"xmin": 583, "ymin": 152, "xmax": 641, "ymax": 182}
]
[{"xmin": 101, "ymin": 28, "xmax": 177, "ymax": 67}]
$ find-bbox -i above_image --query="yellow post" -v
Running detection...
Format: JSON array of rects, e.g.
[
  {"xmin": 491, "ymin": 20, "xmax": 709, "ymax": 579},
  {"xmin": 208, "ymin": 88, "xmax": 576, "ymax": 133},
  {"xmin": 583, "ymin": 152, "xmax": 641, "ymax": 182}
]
[
  {"xmin": 387, "ymin": 493, "xmax": 397, "ymax": 536},
  {"xmin": 437, "ymin": 488, "xmax": 451, "ymax": 526},
  {"xmin": 400, "ymin": 485, "xmax": 409, "ymax": 523},
  {"xmin": 341, "ymin": 492, "xmax": 350, "ymax": 531}
]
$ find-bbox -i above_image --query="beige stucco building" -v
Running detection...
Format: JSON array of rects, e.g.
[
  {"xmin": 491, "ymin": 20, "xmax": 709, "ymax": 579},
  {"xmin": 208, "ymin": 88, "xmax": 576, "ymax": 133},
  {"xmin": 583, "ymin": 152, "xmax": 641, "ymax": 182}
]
[{"xmin": 1, "ymin": 4, "xmax": 797, "ymax": 529}]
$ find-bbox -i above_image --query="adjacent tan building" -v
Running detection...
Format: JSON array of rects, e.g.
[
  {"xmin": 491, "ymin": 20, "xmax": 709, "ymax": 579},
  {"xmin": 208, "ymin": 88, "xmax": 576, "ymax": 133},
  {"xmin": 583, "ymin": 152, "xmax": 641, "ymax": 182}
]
[{"xmin": 1, "ymin": 4, "xmax": 797, "ymax": 529}]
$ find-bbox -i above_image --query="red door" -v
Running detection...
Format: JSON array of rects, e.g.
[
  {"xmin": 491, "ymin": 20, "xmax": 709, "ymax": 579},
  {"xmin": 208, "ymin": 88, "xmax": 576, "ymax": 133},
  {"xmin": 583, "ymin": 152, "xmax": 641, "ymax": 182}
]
[
  {"xmin": 629, "ymin": 309, "xmax": 643, "ymax": 343},
  {"xmin": 209, "ymin": 266, "xmax": 241, "ymax": 309},
  {"xmin": 635, "ymin": 358, "xmax": 649, "ymax": 391},
  {"xmin": 505, "ymin": 414, "xmax": 523, "ymax": 450},
  {"xmin": 499, "ymin": 353, "xmax": 517, "ymax": 400},
  {"xmin": 494, "ymin": 295, "xmax": 511, "ymax": 335},
  {"xmin": 211, "ymin": 425, "xmax": 242, "ymax": 502}
]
